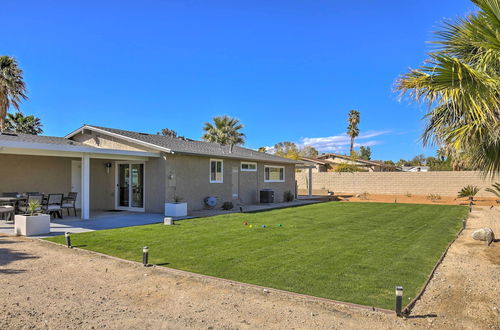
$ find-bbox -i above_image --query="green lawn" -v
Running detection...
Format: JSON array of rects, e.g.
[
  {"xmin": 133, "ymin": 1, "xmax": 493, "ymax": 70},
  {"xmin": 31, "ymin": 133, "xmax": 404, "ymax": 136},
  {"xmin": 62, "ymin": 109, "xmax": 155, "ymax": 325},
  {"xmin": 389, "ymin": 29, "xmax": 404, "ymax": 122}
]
[{"xmin": 46, "ymin": 202, "xmax": 467, "ymax": 309}]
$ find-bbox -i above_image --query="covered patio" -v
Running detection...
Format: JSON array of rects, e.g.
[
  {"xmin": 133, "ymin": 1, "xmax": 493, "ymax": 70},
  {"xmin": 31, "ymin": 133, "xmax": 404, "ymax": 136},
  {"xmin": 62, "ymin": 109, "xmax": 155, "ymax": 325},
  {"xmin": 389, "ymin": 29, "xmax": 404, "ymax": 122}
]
[{"xmin": 0, "ymin": 132, "xmax": 161, "ymax": 220}]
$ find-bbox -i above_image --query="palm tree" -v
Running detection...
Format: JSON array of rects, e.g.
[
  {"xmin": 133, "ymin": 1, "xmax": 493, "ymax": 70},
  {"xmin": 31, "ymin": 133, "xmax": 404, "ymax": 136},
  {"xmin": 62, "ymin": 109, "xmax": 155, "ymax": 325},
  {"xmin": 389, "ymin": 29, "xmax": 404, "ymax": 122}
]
[
  {"xmin": 5, "ymin": 112, "xmax": 43, "ymax": 135},
  {"xmin": 202, "ymin": 115, "xmax": 245, "ymax": 151},
  {"xmin": 485, "ymin": 182, "xmax": 500, "ymax": 198},
  {"xmin": 396, "ymin": 0, "xmax": 500, "ymax": 175},
  {"xmin": 347, "ymin": 110, "xmax": 360, "ymax": 156},
  {"xmin": 458, "ymin": 185, "xmax": 481, "ymax": 208},
  {"xmin": 157, "ymin": 128, "xmax": 177, "ymax": 137},
  {"xmin": 0, "ymin": 56, "xmax": 28, "ymax": 131}
]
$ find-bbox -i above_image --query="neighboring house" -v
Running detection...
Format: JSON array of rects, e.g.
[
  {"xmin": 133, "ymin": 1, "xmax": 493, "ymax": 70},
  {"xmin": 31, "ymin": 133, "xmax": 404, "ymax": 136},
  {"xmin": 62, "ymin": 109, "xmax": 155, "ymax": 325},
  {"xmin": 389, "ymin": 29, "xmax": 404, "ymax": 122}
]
[
  {"xmin": 301, "ymin": 153, "xmax": 397, "ymax": 172},
  {"xmin": 400, "ymin": 166, "xmax": 430, "ymax": 172},
  {"xmin": 297, "ymin": 157, "xmax": 330, "ymax": 173},
  {"xmin": 0, "ymin": 125, "xmax": 297, "ymax": 219}
]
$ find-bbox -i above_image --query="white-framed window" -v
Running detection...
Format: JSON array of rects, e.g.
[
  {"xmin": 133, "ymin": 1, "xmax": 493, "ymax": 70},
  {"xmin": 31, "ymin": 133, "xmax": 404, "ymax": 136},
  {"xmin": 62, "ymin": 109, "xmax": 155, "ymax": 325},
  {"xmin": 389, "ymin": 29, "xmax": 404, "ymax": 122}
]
[
  {"xmin": 264, "ymin": 165, "xmax": 285, "ymax": 182},
  {"xmin": 241, "ymin": 162, "xmax": 257, "ymax": 172},
  {"xmin": 210, "ymin": 159, "xmax": 223, "ymax": 183}
]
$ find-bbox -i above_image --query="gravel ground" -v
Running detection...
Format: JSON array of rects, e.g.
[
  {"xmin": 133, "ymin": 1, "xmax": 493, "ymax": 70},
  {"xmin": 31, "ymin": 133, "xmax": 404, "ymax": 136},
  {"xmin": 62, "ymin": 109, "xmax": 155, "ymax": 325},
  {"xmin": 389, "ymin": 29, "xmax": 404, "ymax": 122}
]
[{"xmin": 0, "ymin": 207, "xmax": 498, "ymax": 329}]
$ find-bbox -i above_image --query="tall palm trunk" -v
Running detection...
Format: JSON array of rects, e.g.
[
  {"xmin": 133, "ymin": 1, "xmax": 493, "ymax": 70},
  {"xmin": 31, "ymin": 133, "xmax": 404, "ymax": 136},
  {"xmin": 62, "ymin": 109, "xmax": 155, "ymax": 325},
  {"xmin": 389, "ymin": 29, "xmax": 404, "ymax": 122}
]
[{"xmin": 350, "ymin": 137, "xmax": 355, "ymax": 156}]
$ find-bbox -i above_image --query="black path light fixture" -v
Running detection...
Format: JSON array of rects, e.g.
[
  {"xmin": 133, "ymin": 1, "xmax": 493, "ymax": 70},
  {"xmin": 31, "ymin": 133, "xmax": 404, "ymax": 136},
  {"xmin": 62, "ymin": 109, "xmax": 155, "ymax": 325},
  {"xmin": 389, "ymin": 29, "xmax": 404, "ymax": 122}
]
[
  {"xmin": 65, "ymin": 232, "xmax": 72, "ymax": 248},
  {"xmin": 143, "ymin": 246, "xmax": 149, "ymax": 267},
  {"xmin": 395, "ymin": 286, "xmax": 403, "ymax": 316}
]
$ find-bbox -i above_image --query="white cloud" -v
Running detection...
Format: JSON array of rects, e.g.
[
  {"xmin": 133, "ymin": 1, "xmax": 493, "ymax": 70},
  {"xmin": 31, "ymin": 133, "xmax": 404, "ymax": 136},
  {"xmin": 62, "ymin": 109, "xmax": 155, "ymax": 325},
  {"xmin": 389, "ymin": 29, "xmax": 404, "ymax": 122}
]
[{"xmin": 299, "ymin": 130, "xmax": 390, "ymax": 153}]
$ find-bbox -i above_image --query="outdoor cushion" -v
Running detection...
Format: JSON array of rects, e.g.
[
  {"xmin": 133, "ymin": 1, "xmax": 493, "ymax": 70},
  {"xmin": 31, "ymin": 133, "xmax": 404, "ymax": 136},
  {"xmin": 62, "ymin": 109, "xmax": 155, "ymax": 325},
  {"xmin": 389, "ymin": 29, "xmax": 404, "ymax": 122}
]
[
  {"xmin": 46, "ymin": 205, "xmax": 61, "ymax": 211},
  {"xmin": 62, "ymin": 203, "xmax": 74, "ymax": 208}
]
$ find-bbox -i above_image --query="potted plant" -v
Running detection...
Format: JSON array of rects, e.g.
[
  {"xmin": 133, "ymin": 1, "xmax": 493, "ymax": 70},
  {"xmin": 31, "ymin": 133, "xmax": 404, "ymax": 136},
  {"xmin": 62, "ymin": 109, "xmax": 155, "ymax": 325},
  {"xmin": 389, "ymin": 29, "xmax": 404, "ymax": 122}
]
[
  {"xmin": 164, "ymin": 195, "xmax": 187, "ymax": 217},
  {"xmin": 14, "ymin": 200, "xmax": 51, "ymax": 236}
]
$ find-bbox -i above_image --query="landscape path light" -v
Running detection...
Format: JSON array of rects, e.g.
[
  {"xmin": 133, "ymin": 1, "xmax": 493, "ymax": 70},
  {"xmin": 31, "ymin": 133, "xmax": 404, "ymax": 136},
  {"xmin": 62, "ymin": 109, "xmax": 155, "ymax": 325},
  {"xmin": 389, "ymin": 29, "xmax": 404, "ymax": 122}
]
[
  {"xmin": 143, "ymin": 246, "xmax": 149, "ymax": 267},
  {"xmin": 395, "ymin": 286, "xmax": 403, "ymax": 317},
  {"xmin": 65, "ymin": 232, "xmax": 72, "ymax": 248}
]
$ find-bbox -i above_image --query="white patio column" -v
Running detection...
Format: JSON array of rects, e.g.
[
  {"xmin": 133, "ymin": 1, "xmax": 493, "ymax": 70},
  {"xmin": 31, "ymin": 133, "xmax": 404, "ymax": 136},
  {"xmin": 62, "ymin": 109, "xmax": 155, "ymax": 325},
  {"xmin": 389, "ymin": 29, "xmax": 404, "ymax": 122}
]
[
  {"xmin": 81, "ymin": 154, "xmax": 90, "ymax": 219},
  {"xmin": 308, "ymin": 167, "xmax": 313, "ymax": 198}
]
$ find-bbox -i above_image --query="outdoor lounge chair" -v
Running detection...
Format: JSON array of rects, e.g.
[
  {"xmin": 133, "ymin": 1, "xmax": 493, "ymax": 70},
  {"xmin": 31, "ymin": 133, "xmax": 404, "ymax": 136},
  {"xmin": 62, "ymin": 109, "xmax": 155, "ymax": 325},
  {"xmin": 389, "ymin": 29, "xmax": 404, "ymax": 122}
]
[
  {"xmin": 44, "ymin": 194, "xmax": 64, "ymax": 219},
  {"xmin": 18, "ymin": 194, "xmax": 44, "ymax": 214},
  {"xmin": 62, "ymin": 192, "xmax": 78, "ymax": 217},
  {"xmin": 0, "ymin": 205, "xmax": 15, "ymax": 222}
]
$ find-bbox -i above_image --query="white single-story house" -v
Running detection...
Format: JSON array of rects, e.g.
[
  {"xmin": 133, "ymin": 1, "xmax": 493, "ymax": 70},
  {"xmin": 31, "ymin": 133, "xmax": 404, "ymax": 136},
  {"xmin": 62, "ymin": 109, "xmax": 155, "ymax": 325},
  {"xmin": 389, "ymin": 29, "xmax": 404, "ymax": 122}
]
[{"xmin": 0, "ymin": 125, "xmax": 298, "ymax": 219}]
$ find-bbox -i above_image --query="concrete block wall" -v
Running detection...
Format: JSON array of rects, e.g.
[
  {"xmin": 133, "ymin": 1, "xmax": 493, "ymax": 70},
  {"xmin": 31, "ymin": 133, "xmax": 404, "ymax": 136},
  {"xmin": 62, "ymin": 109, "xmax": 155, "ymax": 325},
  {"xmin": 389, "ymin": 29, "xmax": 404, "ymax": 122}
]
[{"xmin": 296, "ymin": 171, "xmax": 499, "ymax": 197}]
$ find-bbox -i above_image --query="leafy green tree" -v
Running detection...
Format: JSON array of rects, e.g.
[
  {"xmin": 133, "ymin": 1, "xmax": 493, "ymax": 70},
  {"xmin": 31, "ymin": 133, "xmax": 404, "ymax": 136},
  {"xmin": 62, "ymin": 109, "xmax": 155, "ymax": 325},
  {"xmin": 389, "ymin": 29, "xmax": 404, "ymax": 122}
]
[
  {"xmin": 299, "ymin": 145, "xmax": 319, "ymax": 158},
  {"xmin": 5, "ymin": 112, "xmax": 43, "ymax": 135},
  {"xmin": 396, "ymin": 0, "xmax": 500, "ymax": 175},
  {"xmin": 202, "ymin": 115, "xmax": 245, "ymax": 150},
  {"xmin": 157, "ymin": 128, "xmax": 177, "ymax": 137},
  {"xmin": 257, "ymin": 147, "xmax": 267, "ymax": 152},
  {"xmin": 396, "ymin": 159, "xmax": 408, "ymax": 167},
  {"xmin": 347, "ymin": 110, "xmax": 360, "ymax": 156},
  {"xmin": 384, "ymin": 160, "xmax": 396, "ymax": 166},
  {"xmin": 409, "ymin": 154, "xmax": 426, "ymax": 166},
  {"xmin": 274, "ymin": 141, "xmax": 300, "ymax": 160},
  {"xmin": 0, "ymin": 56, "xmax": 28, "ymax": 131},
  {"xmin": 358, "ymin": 146, "xmax": 371, "ymax": 160}
]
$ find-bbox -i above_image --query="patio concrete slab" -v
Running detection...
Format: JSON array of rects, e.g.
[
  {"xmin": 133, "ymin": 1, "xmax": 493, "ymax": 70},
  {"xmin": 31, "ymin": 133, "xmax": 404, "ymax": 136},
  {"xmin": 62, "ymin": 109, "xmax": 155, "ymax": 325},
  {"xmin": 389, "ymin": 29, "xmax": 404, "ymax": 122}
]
[{"xmin": 0, "ymin": 212, "xmax": 164, "ymax": 237}]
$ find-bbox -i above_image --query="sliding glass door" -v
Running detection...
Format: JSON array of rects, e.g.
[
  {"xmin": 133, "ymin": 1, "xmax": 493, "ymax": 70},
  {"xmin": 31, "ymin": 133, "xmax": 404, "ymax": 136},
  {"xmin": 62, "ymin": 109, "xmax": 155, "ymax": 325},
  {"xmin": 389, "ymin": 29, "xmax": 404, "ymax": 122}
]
[{"xmin": 116, "ymin": 162, "xmax": 145, "ymax": 211}]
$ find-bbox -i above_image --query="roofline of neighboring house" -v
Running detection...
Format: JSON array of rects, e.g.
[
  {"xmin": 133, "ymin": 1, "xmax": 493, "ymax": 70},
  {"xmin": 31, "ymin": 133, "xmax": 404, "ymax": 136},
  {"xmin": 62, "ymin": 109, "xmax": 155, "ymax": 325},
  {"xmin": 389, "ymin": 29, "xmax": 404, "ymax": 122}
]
[
  {"xmin": 0, "ymin": 139, "xmax": 161, "ymax": 159},
  {"xmin": 299, "ymin": 157, "xmax": 328, "ymax": 165},
  {"xmin": 64, "ymin": 125, "xmax": 173, "ymax": 154},
  {"xmin": 317, "ymin": 153, "xmax": 395, "ymax": 167}
]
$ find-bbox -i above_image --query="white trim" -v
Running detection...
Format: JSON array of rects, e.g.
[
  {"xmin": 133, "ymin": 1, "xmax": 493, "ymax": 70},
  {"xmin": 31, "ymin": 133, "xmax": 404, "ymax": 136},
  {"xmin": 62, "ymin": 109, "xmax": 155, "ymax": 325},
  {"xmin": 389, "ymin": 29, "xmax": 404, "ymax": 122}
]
[
  {"xmin": 240, "ymin": 161, "xmax": 257, "ymax": 172},
  {"xmin": 64, "ymin": 125, "xmax": 172, "ymax": 153},
  {"xmin": 115, "ymin": 161, "xmax": 146, "ymax": 212},
  {"xmin": 0, "ymin": 140, "xmax": 160, "ymax": 158},
  {"xmin": 264, "ymin": 165, "xmax": 285, "ymax": 183},
  {"xmin": 209, "ymin": 159, "xmax": 224, "ymax": 183}
]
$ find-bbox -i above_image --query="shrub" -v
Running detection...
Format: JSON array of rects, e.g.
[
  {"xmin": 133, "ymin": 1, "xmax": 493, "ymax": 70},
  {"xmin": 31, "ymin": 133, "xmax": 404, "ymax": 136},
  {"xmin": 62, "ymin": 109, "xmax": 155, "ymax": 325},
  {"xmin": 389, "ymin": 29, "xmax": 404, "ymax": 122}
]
[
  {"xmin": 427, "ymin": 193, "xmax": 441, "ymax": 202},
  {"xmin": 405, "ymin": 192, "xmax": 413, "ymax": 197},
  {"xmin": 359, "ymin": 192, "xmax": 370, "ymax": 200},
  {"xmin": 283, "ymin": 190, "xmax": 294, "ymax": 202},
  {"xmin": 333, "ymin": 164, "xmax": 369, "ymax": 172},
  {"xmin": 221, "ymin": 202, "xmax": 234, "ymax": 210}
]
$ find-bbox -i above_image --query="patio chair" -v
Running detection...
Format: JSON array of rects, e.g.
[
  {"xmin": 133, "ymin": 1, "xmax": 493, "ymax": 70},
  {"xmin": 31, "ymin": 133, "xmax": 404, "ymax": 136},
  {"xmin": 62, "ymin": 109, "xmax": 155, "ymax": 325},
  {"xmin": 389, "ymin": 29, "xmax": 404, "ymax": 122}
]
[
  {"xmin": 62, "ymin": 192, "xmax": 78, "ymax": 217},
  {"xmin": 44, "ymin": 194, "xmax": 64, "ymax": 219},
  {"xmin": 18, "ymin": 194, "xmax": 44, "ymax": 214},
  {"xmin": 0, "ymin": 205, "xmax": 15, "ymax": 222}
]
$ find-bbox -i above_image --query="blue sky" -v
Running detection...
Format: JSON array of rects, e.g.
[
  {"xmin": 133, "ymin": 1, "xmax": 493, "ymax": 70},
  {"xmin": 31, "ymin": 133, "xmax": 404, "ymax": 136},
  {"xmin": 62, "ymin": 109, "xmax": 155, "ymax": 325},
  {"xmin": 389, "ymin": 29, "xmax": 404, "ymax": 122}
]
[{"xmin": 1, "ymin": 0, "xmax": 476, "ymax": 161}]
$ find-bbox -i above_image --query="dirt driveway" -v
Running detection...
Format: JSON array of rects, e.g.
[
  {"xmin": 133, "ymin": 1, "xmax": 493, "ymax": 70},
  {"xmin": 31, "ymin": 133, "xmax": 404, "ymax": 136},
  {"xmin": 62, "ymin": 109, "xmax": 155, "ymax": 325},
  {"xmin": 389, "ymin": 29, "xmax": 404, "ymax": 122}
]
[{"xmin": 0, "ymin": 207, "xmax": 499, "ymax": 329}]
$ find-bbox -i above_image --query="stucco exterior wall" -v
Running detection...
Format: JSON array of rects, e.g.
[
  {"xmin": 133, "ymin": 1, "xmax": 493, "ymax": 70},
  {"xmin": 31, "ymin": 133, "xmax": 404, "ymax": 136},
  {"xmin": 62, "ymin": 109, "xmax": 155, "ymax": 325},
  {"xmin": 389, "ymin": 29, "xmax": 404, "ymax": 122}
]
[
  {"xmin": 89, "ymin": 159, "xmax": 116, "ymax": 211},
  {"xmin": 144, "ymin": 155, "xmax": 167, "ymax": 213},
  {"xmin": 0, "ymin": 154, "xmax": 73, "ymax": 195},
  {"xmin": 296, "ymin": 171, "xmax": 499, "ymax": 197},
  {"xmin": 164, "ymin": 154, "xmax": 296, "ymax": 212}
]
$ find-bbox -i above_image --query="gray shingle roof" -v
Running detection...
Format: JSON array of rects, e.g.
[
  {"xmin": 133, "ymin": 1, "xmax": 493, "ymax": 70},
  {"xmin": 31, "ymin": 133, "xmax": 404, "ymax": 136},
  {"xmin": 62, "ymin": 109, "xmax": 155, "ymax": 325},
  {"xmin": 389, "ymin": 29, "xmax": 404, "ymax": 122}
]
[
  {"xmin": 86, "ymin": 125, "xmax": 298, "ymax": 164},
  {"xmin": 0, "ymin": 132, "xmax": 90, "ymax": 147}
]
